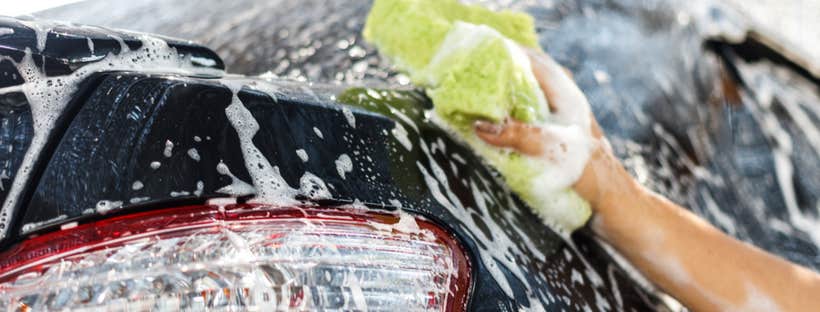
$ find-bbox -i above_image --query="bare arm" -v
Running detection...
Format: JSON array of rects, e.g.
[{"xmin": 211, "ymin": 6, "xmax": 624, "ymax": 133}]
[{"xmin": 475, "ymin": 49, "xmax": 820, "ymax": 311}]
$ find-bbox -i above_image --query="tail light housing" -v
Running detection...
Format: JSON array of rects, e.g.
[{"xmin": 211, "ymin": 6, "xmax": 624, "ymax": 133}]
[{"xmin": 0, "ymin": 204, "xmax": 471, "ymax": 311}]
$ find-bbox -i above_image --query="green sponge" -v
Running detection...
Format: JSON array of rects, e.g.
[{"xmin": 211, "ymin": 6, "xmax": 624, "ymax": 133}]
[
  {"xmin": 363, "ymin": 0, "xmax": 538, "ymax": 71},
  {"xmin": 419, "ymin": 22, "xmax": 548, "ymax": 126},
  {"xmin": 362, "ymin": 0, "xmax": 591, "ymax": 232},
  {"xmin": 363, "ymin": 0, "xmax": 544, "ymax": 126}
]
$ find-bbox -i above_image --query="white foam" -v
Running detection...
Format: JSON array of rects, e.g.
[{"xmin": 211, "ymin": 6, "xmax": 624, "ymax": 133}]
[
  {"xmin": 299, "ymin": 172, "xmax": 331, "ymax": 200},
  {"xmin": 295, "ymin": 149, "xmax": 309, "ymax": 162},
  {"xmin": 163, "ymin": 140, "xmax": 174, "ymax": 157},
  {"xmin": 187, "ymin": 148, "xmax": 200, "ymax": 162},
  {"xmin": 393, "ymin": 211, "xmax": 423, "ymax": 235},
  {"xmin": 313, "ymin": 127, "xmax": 324, "ymax": 139},
  {"xmin": 131, "ymin": 180, "xmax": 144, "ymax": 191},
  {"xmin": 215, "ymin": 161, "xmax": 256, "ymax": 196},
  {"xmin": 60, "ymin": 221, "xmax": 78, "ymax": 230},
  {"xmin": 95, "ymin": 200, "xmax": 123, "ymax": 215},
  {"xmin": 0, "ymin": 22, "xmax": 221, "ymax": 239},
  {"xmin": 737, "ymin": 61, "xmax": 820, "ymax": 247},
  {"xmin": 570, "ymin": 269, "xmax": 585, "ymax": 285},
  {"xmin": 86, "ymin": 37, "xmax": 94, "ymax": 54},
  {"xmin": 341, "ymin": 106, "xmax": 356, "ymax": 128},
  {"xmin": 207, "ymin": 197, "xmax": 237, "ymax": 210},
  {"xmin": 194, "ymin": 180, "xmax": 204, "ymax": 197},
  {"xmin": 129, "ymin": 196, "xmax": 150, "ymax": 204},
  {"xmin": 391, "ymin": 122, "xmax": 412, "ymax": 151},
  {"xmin": 170, "ymin": 191, "xmax": 190, "ymax": 197},
  {"xmin": 335, "ymin": 154, "xmax": 353, "ymax": 180},
  {"xmin": 20, "ymin": 214, "xmax": 67, "ymax": 233},
  {"xmin": 223, "ymin": 81, "xmax": 298, "ymax": 204}
]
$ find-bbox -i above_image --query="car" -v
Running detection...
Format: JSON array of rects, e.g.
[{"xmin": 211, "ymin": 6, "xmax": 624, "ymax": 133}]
[
  {"xmin": 35, "ymin": 0, "xmax": 820, "ymax": 273},
  {"xmin": 3, "ymin": 0, "xmax": 820, "ymax": 310},
  {"xmin": 0, "ymin": 17, "xmax": 669, "ymax": 311}
]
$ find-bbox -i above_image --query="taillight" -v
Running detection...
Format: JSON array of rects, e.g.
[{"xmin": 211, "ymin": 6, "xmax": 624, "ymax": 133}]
[{"xmin": 0, "ymin": 204, "xmax": 470, "ymax": 311}]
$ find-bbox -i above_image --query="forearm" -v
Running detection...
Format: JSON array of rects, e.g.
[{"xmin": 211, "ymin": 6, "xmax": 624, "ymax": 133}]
[
  {"xmin": 475, "ymin": 48, "xmax": 820, "ymax": 310},
  {"xmin": 591, "ymin": 172, "xmax": 820, "ymax": 311}
]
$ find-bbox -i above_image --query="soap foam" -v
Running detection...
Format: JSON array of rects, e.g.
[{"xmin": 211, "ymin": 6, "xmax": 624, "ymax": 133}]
[
  {"xmin": 0, "ymin": 23, "xmax": 221, "ymax": 239},
  {"xmin": 215, "ymin": 161, "xmax": 256, "ymax": 196},
  {"xmin": 187, "ymin": 148, "xmax": 201, "ymax": 162},
  {"xmin": 295, "ymin": 149, "xmax": 309, "ymax": 162},
  {"xmin": 335, "ymin": 154, "xmax": 353, "ymax": 180},
  {"xmin": 222, "ymin": 81, "xmax": 298, "ymax": 205}
]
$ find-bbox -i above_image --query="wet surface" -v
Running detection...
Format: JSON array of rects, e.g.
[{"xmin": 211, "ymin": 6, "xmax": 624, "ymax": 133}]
[
  {"xmin": 35, "ymin": 0, "xmax": 820, "ymax": 271},
  {"xmin": 0, "ymin": 16, "xmax": 678, "ymax": 308}
]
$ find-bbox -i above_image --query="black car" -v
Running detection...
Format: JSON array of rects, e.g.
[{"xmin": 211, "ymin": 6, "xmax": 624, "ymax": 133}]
[
  {"xmin": 2, "ymin": 0, "xmax": 820, "ymax": 310},
  {"xmin": 0, "ymin": 16, "xmax": 672, "ymax": 311}
]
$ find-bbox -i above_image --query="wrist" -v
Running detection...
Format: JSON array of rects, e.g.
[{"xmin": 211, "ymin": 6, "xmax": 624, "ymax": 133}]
[
  {"xmin": 595, "ymin": 172, "xmax": 646, "ymax": 217},
  {"xmin": 573, "ymin": 148, "xmax": 644, "ymax": 212}
]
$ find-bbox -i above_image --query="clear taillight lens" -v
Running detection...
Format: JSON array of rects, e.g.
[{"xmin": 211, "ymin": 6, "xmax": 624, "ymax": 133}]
[{"xmin": 0, "ymin": 204, "xmax": 470, "ymax": 311}]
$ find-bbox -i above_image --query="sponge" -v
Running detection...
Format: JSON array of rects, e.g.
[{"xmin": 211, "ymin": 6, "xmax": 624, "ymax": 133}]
[{"xmin": 363, "ymin": 0, "xmax": 591, "ymax": 232}]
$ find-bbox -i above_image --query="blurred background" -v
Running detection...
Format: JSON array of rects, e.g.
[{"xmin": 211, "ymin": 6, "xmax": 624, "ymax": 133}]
[{"xmin": 4, "ymin": 0, "xmax": 820, "ymax": 282}]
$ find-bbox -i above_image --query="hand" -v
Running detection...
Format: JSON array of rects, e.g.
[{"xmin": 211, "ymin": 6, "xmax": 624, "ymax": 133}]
[
  {"xmin": 474, "ymin": 49, "xmax": 638, "ymax": 211},
  {"xmin": 476, "ymin": 50, "xmax": 820, "ymax": 312}
]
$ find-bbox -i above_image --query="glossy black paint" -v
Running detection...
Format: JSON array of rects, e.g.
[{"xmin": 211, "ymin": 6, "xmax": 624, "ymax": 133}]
[
  {"xmin": 18, "ymin": 72, "xmax": 661, "ymax": 309},
  {"xmin": 0, "ymin": 17, "xmax": 225, "ymax": 237},
  {"xmin": 33, "ymin": 0, "xmax": 820, "ymax": 270},
  {"xmin": 0, "ymin": 18, "xmax": 666, "ymax": 310}
]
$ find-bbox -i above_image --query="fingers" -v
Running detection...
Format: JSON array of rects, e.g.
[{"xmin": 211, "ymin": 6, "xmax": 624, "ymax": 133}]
[
  {"xmin": 473, "ymin": 49, "xmax": 600, "ymax": 158},
  {"xmin": 475, "ymin": 119, "xmax": 545, "ymax": 156},
  {"xmin": 524, "ymin": 48, "xmax": 591, "ymax": 128},
  {"xmin": 526, "ymin": 50, "xmax": 563, "ymax": 113}
]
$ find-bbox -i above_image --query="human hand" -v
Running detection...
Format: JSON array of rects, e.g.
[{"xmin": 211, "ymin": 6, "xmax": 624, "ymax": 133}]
[{"xmin": 474, "ymin": 49, "xmax": 638, "ymax": 211}]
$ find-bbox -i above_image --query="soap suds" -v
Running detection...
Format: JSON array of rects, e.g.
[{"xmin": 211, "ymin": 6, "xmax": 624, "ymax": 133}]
[
  {"xmin": 393, "ymin": 211, "xmax": 423, "ymax": 235},
  {"xmin": 296, "ymin": 149, "xmax": 309, "ymax": 162},
  {"xmin": 391, "ymin": 122, "xmax": 413, "ymax": 151},
  {"xmin": 335, "ymin": 154, "xmax": 353, "ymax": 179},
  {"xmin": 738, "ymin": 284, "xmax": 782, "ymax": 312},
  {"xmin": 571, "ymin": 269, "xmax": 585, "ymax": 285},
  {"xmin": 95, "ymin": 200, "xmax": 123, "ymax": 214},
  {"xmin": 150, "ymin": 161, "xmax": 161, "ymax": 170},
  {"xmin": 86, "ymin": 37, "xmax": 94, "ymax": 54},
  {"xmin": 163, "ymin": 140, "xmax": 174, "ymax": 157},
  {"xmin": 215, "ymin": 161, "xmax": 256, "ymax": 196},
  {"xmin": 341, "ymin": 106, "xmax": 356, "ymax": 128},
  {"xmin": 299, "ymin": 171, "xmax": 331, "ymax": 200},
  {"xmin": 129, "ymin": 197, "xmax": 150, "ymax": 204},
  {"xmin": 207, "ymin": 197, "xmax": 237, "ymax": 211},
  {"xmin": 187, "ymin": 148, "xmax": 201, "ymax": 161},
  {"xmin": 60, "ymin": 221, "xmax": 78, "ymax": 230},
  {"xmin": 20, "ymin": 214, "xmax": 67, "ymax": 233},
  {"xmin": 194, "ymin": 180, "xmax": 204, "ymax": 196},
  {"xmin": 313, "ymin": 127, "xmax": 324, "ymax": 139},
  {"xmin": 223, "ymin": 82, "xmax": 298, "ymax": 204},
  {"xmin": 131, "ymin": 180, "xmax": 144, "ymax": 191},
  {"xmin": 170, "ymin": 191, "xmax": 190, "ymax": 197},
  {"xmin": 0, "ymin": 21, "xmax": 220, "ymax": 239},
  {"xmin": 607, "ymin": 266, "xmax": 624, "ymax": 309}
]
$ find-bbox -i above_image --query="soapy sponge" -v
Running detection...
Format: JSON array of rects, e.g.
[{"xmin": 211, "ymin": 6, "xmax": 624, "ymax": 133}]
[
  {"xmin": 363, "ymin": 0, "xmax": 538, "ymax": 71},
  {"xmin": 363, "ymin": 0, "xmax": 544, "ymax": 126},
  {"xmin": 363, "ymin": 0, "xmax": 591, "ymax": 232},
  {"xmin": 420, "ymin": 22, "xmax": 548, "ymax": 125}
]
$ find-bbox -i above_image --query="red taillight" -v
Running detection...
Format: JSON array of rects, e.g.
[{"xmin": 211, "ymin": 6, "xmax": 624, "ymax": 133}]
[{"xmin": 0, "ymin": 204, "xmax": 471, "ymax": 311}]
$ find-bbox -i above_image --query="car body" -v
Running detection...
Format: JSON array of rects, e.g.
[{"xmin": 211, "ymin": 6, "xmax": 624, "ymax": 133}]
[
  {"xmin": 2, "ymin": 0, "xmax": 820, "ymax": 310},
  {"xmin": 0, "ymin": 17, "xmax": 668, "ymax": 311}
]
